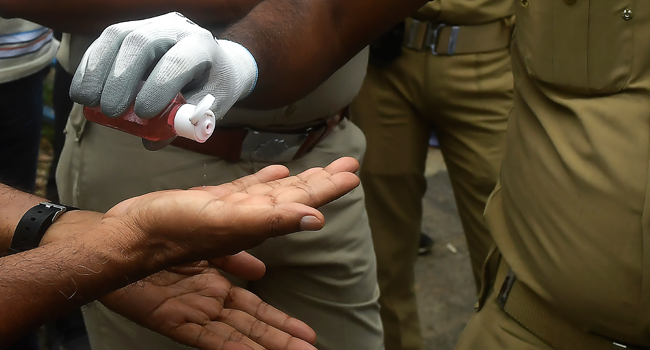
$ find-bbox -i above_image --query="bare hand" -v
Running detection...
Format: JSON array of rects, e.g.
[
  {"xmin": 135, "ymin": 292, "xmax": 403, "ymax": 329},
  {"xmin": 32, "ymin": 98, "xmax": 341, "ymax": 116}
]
[
  {"xmin": 102, "ymin": 254, "xmax": 317, "ymax": 350},
  {"xmin": 103, "ymin": 157, "xmax": 360, "ymax": 264}
]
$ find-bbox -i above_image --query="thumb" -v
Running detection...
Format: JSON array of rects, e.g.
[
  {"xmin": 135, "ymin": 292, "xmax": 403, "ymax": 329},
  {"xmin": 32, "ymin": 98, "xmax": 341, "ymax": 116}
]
[{"xmin": 221, "ymin": 202, "xmax": 325, "ymax": 244}]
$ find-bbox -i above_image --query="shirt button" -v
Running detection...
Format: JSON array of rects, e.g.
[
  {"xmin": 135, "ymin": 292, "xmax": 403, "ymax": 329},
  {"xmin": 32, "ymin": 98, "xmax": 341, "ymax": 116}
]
[
  {"xmin": 622, "ymin": 8, "xmax": 633, "ymax": 20},
  {"xmin": 519, "ymin": 0, "xmax": 528, "ymax": 6}
]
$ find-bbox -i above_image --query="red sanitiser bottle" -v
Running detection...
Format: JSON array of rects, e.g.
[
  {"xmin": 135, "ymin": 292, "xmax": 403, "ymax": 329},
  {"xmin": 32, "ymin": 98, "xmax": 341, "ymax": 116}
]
[{"xmin": 83, "ymin": 93, "xmax": 216, "ymax": 144}]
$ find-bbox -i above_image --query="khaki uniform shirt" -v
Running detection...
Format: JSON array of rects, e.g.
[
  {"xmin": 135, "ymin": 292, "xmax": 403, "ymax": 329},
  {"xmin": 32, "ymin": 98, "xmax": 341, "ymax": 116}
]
[
  {"xmin": 413, "ymin": 0, "xmax": 514, "ymax": 24},
  {"xmin": 487, "ymin": 0, "xmax": 650, "ymax": 344}
]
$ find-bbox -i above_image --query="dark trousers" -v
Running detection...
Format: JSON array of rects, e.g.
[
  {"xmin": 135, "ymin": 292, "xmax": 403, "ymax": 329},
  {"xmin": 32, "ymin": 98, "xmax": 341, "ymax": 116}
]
[
  {"xmin": 46, "ymin": 61, "xmax": 74, "ymax": 201},
  {"xmin": 0, "ymin": 69, "xmax": 47, "ymax": 192}
]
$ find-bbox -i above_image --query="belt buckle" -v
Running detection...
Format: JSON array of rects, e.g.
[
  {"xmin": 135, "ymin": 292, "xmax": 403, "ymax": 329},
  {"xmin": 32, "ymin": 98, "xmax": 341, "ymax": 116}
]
[
  {"xmin": 427, "ymin": 23, "xmax": 460, "ymax": 55},
  {"xmin": 427, "ymin": 23, "xmax": 445, "ymax": 55},
  {"xmin": 240, "ymin": 129, "xmax": 310, "ymax": 163}
]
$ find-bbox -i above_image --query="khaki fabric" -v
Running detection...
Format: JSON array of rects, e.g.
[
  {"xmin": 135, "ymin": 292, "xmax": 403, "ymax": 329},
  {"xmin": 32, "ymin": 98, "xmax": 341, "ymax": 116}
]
[
  {"xmin": 350, "ymin": 43, "xmax": 512, "ymax": 350},
  {"xmin": 456, "ymin": 0, "xmax": 650, "ymax": 347},
  {"xmin": 57, "ymin": 103, "xmax": 384, "ymax": 350},
  {"xmin": 455, "ymin": 256, "xmax": 554, "ymax": 350},
  {"xmin": 414, "ymin": 0, "xmax": 514, "ymax": 25},
  {"xmin": 354, "ymin": 0, "xmax": 514, "ymax": 347}
]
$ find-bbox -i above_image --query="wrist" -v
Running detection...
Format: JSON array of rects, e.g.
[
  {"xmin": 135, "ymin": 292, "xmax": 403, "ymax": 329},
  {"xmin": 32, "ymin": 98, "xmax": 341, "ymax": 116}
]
[
  {"xmin": 42, "ymin": 209, "xmax": 171, "ymax": 277},
  {"xmin": 92, "ymin": 215, "xmax": 185, "ymax": 275},
  {"xmin": 217, "ymin": 39, "xmax": 258, "ymax": 99},
  {"xmin": 40, "ymin": 210, "xmax": 103, "ymax": 246},
  {"xmin": 9, "ymin": 202, "xmax": 79, "ymax": 254}
]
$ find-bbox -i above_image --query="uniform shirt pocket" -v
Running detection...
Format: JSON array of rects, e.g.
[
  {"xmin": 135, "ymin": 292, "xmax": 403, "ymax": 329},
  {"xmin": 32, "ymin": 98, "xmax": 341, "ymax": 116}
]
[{"xmin": 515, "ymin": 0, "xmax": 634, "ymax": 94}]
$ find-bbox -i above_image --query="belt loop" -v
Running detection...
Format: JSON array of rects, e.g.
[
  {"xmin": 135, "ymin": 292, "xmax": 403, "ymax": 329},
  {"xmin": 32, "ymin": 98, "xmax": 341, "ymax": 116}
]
[
  {"xmin": 429, "ymin": 23, "xmax": 445, "ymax": 56},
  {"xmin": 497, "ymin": 269, "xmax": 516, "ymax": 309},
  {"xmin": 447, "ymin": 26, "xmax": 460, "ymax": 55},
  {"xmin": 405, "ymin": 19, "xmax": 425, "ymax": 50}
]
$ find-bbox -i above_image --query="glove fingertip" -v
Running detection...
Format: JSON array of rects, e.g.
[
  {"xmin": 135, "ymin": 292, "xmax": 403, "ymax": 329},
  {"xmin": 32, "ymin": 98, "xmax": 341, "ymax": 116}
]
[{"xmin": 133, "ymin": 92, "xmax": 171, "ymax": 119}]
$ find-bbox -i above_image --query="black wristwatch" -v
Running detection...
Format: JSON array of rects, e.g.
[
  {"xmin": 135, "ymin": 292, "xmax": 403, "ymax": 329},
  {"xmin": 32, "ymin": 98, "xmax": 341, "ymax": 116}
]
[{"xmin": 9, "ymin": 202, "xmax": 78, "ymax": 254}]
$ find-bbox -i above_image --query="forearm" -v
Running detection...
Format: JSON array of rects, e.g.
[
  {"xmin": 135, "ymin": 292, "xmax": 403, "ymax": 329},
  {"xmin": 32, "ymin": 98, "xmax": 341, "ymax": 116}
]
[
  {"xmin": 0, "ymin": 186, "xmax": 175, "ymax": 346},
  {"xmin": 0, "ymin": 184, "xmax": 47, "ymax": 252},
  {"xmin": 224, "ymin": 0, "xmax": 428, "ymax": 108},
  {"xmin": 0, "ymin": 0, "xmax": 261, "ymax": 35},
  {"xmin": 0, "ymin": 225, "xmax": 171, "ymax": 346}
]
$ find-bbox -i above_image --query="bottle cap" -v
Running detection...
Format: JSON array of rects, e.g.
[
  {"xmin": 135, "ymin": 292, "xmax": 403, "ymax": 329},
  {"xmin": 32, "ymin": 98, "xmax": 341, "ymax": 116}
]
[{"xmin": 173, "ymin": 94, "xmax": 216, "ymax": 143}]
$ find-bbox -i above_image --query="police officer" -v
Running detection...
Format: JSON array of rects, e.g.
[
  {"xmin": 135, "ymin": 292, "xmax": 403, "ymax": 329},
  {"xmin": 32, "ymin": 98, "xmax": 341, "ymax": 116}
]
[
  {"xmin": 40, "ymin": 0, "xmax": 429, "ymax": 347},
  {"xmin": 456, "ymin": 0, "xmax": 650, "ymax": 349},
  {"xmin": 350, "ymin": 1, "xmax": 513, "ymax": 349},
  {"xmin": 56, "ymin": 22, "xmax": 379, "ymax": 350}
]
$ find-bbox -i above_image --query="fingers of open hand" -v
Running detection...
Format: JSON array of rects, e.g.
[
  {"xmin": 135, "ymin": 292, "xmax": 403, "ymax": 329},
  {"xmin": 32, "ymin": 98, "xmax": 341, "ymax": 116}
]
[
  {"xmin": 213, "ymin": 160, "xmax": 358, "ymax": 209},
  {"xmin": 218, "ymin": 202, "xmax": 324, "ymax": 239},
  {"xmin": 197, "ymin": 159, "xmax": 358, "ymax": 206},
  {"xmin": 217, "ymin": 309, "xmax": 317, "ymax": 350},
  {"xmin": 209, "ymin": 252, "xmax": 266, "ymax": 281},
  {"xmin": 322, "ymin": 156, "xmax": 360, "ymax": 174},
  {"xmin": 196, "ymin": 165, "xmax": 290, "ymax": 199},
  {"xmin": 224, "ymin": 287, "xmax": 317, "ymax": 346},
  {"xmin": 167, "ymin": 322, "xmax": 258, "ymax": 350},
  {"xmin": 234, "ymin": 158, "xmax": 360, "ymax": 208}
]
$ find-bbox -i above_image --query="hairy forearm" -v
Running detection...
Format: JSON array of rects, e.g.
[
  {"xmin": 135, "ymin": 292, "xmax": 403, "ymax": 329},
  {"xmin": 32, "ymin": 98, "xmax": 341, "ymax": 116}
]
[
  {"xmin": 0, "ymin": 184, "xmax": 173, "ymax": 346},
  {"xmin": 0, "ymin": 0, "xmax": 262, "ymax": 35},
  {"xmin": 0, "ymin": 224, "xmax": 168, "ymax": 346},
  {"xmin": 224, "ymin": 0, "xmax": 428, "ymax": 109}
]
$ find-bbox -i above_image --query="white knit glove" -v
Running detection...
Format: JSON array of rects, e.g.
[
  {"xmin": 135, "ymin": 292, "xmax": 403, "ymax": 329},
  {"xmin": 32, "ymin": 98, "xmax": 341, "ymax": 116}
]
[{"xmin": 70, "ymin": 12, "xmax": 258, "ymax": 120}]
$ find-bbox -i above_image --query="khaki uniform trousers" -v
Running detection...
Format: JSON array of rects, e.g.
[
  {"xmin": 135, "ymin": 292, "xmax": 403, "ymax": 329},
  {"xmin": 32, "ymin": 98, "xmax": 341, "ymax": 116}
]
[
  {"xmin": 454, "ymin": 253, "xmax": 554, "ymax": 350},
  {"xmin": 350, "ymin": 47, "xmax": 512, "ymax": 350},
  {"xmin": 56, "ymin": 104, "xmax": 384, "ymax": 350}
]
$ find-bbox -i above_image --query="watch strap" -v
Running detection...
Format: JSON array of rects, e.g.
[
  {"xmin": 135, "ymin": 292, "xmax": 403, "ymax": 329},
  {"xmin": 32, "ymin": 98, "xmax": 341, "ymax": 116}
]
[{"xmin": 9, "ymin": 202, "xmax": 78, "ymax": 254}]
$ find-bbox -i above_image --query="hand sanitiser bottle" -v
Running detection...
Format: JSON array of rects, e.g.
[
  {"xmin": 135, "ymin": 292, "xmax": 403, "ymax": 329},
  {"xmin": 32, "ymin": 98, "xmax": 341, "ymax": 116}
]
[{"xmin": 83, "ymin": 93, "xmax": 217, "ymax": 146}]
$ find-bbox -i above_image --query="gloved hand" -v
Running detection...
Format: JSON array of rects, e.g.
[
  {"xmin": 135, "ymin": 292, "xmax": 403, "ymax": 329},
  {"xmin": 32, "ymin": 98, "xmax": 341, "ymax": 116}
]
[{"xmin": 70, "ymin": 12, "xmax": 258, "ymax": 120}]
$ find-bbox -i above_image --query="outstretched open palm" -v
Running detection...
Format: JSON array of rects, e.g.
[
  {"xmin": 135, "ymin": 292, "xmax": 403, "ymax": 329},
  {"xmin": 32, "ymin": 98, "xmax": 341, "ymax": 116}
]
[
  {"xmin": 102, "ymin": 258, "xmax": 317, "ymax": 350},
  {"xmin": 104, "ymin": 156, "xmax": 361, "ymax": 262},
  {"xmin": 98, "ymin": 158, "xmax": 362, "ymax": 350}
]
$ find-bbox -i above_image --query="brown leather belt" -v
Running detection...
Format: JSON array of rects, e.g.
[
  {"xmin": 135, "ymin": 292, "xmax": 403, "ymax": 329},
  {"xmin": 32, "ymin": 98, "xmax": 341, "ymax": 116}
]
[
  {"xmin": 403, "ymin": 16, "xmax": 514, "ymax": 55},
  {"xmin": 171, "ymin": 107, "xmax": 348, "ymax": 163},
  {"xmin": 495, "ymin": 255, "xmax": 650, "ymax": 350}
]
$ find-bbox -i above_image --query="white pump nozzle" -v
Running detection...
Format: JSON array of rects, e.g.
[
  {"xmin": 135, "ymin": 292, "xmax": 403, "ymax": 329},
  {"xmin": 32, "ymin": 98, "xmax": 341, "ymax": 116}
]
[{"xmin": 173, "ymin": 94, "xmax": 216, "ymax": 143}]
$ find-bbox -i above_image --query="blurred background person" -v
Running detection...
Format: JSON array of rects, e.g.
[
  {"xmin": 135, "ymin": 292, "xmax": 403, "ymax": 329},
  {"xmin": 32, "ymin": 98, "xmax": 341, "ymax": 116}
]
[
  {"xmin": 0, "ymin": 17, "xmax": 58, "ymax": 350},
  {"xmin": 0, "ymin": 18, "xmax": 57, "ymax": 193},
  {"xmin": 350, "ymin": 1, "xmax": 514, "ymax": 348}
]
